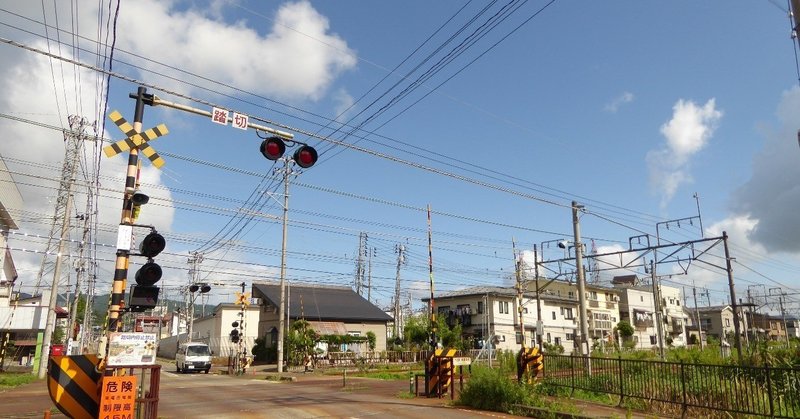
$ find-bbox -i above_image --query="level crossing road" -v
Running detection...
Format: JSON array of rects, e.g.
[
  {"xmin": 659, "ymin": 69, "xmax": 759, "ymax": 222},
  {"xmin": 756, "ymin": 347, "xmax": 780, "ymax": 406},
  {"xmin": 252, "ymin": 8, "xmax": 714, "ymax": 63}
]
[{"xmin": 154, "ymin": 369, "xmax": 517, "ymax": 418}]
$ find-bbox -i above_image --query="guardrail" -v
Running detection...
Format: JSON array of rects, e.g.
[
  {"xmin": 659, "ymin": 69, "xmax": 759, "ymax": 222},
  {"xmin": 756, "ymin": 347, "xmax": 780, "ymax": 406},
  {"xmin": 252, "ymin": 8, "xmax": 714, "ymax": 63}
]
[{"xmin": 542, "ymin": 354, "xmax": 800, "ymax": 418}]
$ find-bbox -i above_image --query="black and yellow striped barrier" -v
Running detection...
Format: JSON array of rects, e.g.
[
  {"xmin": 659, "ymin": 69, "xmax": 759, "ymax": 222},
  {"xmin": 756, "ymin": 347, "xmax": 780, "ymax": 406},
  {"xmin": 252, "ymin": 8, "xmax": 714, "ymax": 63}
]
[{"xmin": 47, "ymin": 354, "xmax": 102, "ymax": 419}]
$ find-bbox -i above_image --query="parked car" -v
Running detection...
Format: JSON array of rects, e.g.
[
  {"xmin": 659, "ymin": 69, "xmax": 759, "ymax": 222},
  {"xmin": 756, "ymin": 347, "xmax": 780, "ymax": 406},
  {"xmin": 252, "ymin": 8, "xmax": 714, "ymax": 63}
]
[{"xmin": 175, "ymin": 342, "xmax": 212, "ymax": 374}]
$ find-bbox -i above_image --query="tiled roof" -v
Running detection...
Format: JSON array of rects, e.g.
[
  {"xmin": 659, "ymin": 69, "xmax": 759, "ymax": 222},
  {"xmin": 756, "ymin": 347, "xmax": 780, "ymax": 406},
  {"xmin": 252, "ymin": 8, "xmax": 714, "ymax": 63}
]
[{"xmin": 252, "ymin": 282, "xmax": 392, "ymax": 323}]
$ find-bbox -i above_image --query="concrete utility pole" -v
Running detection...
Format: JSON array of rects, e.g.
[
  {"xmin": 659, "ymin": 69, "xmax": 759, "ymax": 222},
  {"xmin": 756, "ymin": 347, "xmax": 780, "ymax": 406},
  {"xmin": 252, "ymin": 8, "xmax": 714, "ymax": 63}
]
[
  {"xmin": 38, "ymin": 116, "xmax": 87, "ymax": 379},
  {"xmin": 393, "ymin": 244, "xmax": 405, "ymax": 340},
  {"xmin": 533, "ymin": 245, "xmax": 543, "ymax": 351},
  {"xmin": 572, "ymin": 201, "xmax": 590, "ymax": 360},
  {"xmin": 186, "ymin": 252, "xmax": 204, "ymax": 343},
  {"xmin": 512, "ymin": 239, "xmax": 525, "ymax": 349},
  {"xmin": 276, "ymin": 158, "xmax": 295, "ymax": 374},
  {"xmin": 722, "ymin": 231, "xmax": 743, "ymax": 360},
  {"xmin": 770, "ymin": 288, "xmax": 791, "ymax": 346},
  {"xmin": 650, "ymin": 260, "xmax": 665, "ymax": 359},
  {"xmin": 693, "ymin": 284, "xmax": 704, "ymax": 350}
]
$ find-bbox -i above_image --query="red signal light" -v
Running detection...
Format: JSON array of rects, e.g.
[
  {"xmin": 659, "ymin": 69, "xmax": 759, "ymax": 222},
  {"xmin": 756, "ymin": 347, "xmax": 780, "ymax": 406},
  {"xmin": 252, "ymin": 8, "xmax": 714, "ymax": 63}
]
[
  {"xmin": 293, "ymin": 145, "xmax": 318, "ymax": 168},
  {"xmin": 260, "ymin": 137, "xmax": 286, "ymax": 160}
]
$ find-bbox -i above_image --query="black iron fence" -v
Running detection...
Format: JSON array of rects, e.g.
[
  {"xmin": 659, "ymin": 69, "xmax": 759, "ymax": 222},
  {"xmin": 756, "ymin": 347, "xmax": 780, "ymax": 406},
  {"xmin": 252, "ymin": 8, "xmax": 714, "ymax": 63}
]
[{"xmin": 542, "ymin": 354, "xmax": 800, "ymax": 418}]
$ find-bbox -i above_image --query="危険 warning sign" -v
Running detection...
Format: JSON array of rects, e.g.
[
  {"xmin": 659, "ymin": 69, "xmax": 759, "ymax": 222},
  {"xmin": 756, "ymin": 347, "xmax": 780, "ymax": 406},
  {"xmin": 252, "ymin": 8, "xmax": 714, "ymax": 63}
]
[{"xmin": 99, "ymin": 375, "xmax": 137, "ymax": 419}]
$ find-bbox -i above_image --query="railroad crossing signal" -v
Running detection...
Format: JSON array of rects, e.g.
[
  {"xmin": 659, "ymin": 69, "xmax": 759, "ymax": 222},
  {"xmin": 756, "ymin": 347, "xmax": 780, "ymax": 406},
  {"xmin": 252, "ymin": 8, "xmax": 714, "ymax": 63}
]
[
  {"xmin": 235, "ymin": 292, "xmax": 250, "ymax": 306},
  {"xmin": 517, "ymin": 346, "xmax": 543, "ymax": 383},
  {"xmin": 103, "ymin": 110, "xmax": 169, "ymax": 168}
]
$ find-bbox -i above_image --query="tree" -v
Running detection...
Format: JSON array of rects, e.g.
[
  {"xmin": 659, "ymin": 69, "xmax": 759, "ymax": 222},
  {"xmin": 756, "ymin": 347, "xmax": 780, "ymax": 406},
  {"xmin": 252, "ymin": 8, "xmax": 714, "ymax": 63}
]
[
  {"xmin": 615, "ymin": 320, "xmax": 634, "ymax": 341},
  {"xmin": 366, "ymin": 331, "xmax": 376, "ymax": 351},
  {"xmin": 284, "ymin": 320, "xmax": 318, "ymax": 366},
  {"xmin": 402, "ymin": 314, "xmax": 430, "ymax": 349}
]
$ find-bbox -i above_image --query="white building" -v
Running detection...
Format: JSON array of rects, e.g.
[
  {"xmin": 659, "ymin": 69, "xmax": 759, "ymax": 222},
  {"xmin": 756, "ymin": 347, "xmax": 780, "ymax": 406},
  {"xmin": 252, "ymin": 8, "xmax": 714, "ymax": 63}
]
[
  {"xmin": 613, "ymin": 275, "xmax": 687, "ymax": 349},
  {"xmin": 191, "ymin": 303, "xmax": 260, "ymax": 357}
]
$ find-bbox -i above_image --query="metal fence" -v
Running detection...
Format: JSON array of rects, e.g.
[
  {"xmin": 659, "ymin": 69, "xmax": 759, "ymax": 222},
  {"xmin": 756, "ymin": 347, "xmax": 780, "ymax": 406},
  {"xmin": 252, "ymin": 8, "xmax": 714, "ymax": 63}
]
[{"xmin": 542, "ymin": 354, "xmax": 800, "ymax": 418}]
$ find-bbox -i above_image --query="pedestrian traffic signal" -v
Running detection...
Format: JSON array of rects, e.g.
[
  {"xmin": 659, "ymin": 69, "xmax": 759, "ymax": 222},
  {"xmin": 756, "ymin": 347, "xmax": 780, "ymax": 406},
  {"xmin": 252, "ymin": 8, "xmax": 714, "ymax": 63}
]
[
  {"xmin": 260, "ymin": 136, "xmax": 286, "ymax": 160},
  {"xmin": 292, "ymin": 145, "xmax": 318, "ymax": 168}
]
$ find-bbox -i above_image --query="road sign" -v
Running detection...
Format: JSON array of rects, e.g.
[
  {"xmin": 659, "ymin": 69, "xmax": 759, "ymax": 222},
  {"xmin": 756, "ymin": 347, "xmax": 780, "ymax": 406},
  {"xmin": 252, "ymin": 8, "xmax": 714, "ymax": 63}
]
[
  {"xmin": 452, "ymin": 356, "xmax": 471, "ymax": 366},
  {"xmin": 99, "ymin": 375, "xmax": 137, "ymax": 419},
  {"xmin": 47, "ymin": 354, "xmax": 102, "ymax": 419},
  {"xmin": 103, "ymin": 110, "xmax": 169, "ymax": 168}
]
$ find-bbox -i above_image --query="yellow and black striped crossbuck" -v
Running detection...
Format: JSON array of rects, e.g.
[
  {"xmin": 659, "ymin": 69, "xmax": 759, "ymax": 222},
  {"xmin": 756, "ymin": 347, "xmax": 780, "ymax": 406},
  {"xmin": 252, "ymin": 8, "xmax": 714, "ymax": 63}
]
[
  {"xmin": 47, "ymin": 354, "xmax": 102, "ymax": 419},
  {"xmin": 103, "ymin": 110, "xmax": 169, "ymax": 168}
]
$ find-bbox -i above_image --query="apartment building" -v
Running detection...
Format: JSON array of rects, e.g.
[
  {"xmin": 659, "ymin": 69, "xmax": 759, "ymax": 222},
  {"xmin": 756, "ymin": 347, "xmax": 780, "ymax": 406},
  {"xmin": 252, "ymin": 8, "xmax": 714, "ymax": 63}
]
[{"xmin": 429, "ymin": 282, "xmax": 620, "ymax": 355}]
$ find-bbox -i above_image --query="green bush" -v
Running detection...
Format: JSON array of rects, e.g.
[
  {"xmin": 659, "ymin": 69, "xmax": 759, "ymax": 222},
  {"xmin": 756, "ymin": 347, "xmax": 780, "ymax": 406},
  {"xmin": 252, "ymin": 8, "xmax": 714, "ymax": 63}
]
[{"xmin": 457, "ymin": 366, "xmax": 533, "ymax": 413}]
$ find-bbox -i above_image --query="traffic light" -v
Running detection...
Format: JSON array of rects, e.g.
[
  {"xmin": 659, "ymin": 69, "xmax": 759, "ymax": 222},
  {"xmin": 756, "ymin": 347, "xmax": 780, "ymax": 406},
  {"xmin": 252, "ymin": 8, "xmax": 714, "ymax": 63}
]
[
  {"xmin": 130, "ymin": 230, "xmax": 166, "ymax": 311},
  {"xmin": 292, "ymin": 145, "xmax": 318, "ymax": 168},
  {"xmin": 230, "ymin": 321, "xmax": 240, "ymax": 343},
  {"xmin": 260, "ymin": 136, "xmax": 286, "ymax": 160}
]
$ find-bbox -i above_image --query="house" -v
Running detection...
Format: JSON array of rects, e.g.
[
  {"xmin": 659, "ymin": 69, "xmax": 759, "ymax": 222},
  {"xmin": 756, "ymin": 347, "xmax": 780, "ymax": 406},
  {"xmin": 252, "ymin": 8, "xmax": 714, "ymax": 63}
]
[
  {"xmin": 748, "ymin": 312, "xmax": 788, "ymax": 342},
  {"xmin": 613, "ymin": 279, "xmax": 688, "ymax": 349},
  {"xmin": 545, "ymin": 281, "xmax": 620, "ymax": 346},
  {"xmin": 695, "ymin": 305, "xmax": 747, "ymax": 343},
  {"xmin": 786, "ymin": 317, "xmax": 800, "ymax": 339},
  {"xmin": 190, "ymin": 303, "xmax": 260, "ymax": 357},
  {"xmin": 252, "ymin": 282, "xmax": 392, "ymax": 352}
]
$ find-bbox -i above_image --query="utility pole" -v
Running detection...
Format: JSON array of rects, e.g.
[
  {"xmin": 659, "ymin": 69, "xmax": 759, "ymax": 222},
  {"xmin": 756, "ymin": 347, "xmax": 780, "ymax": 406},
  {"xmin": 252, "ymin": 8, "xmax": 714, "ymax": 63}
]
[
  {"xmin": 533, "ymin": 245, "xmax": 543, "ymax": 351},
  {"xmin": 650, "ymin": 260, "xmax": 665, "ymax": 359},
  {"xmin": 393, "ymin": 244, "xmax": 405, "ymax": 339},
  {"xmin": 276, "ymin": 158, "xmax": 295, "ymax": 374},
  {"xmin": 427, "ymin": 204, "xmax": 436, "ymax": 351},
  {"xmin": 513, "ymin": 239, "xmax": 525, "ymax": 349},
  {"xmin": 722, "ymin": 231, "xmax": 743, "ymax": 360},
  {"xmin": 693, "ymin": 284, "xmax": 704, "ymax": 350},
  {"xmin": 38, "ymin": 116, "xmax": 87, "ymax": 379},
  {"xmin": 572, "ymin": 201, "xmax": 590, "ymax": 361},
  {"xmin": 770, "ymin": 288, "xmax": 791, "ymax": 346},
  {"xmin": 355, "ymin": 233, "xmax": 366, "ymax": 295},
  {"xmin": 186, "ymin": 251, "xmax": 203, "ymax": 343},
  {"xmin": 367, "ymin": 247, "xmax": 374, "ymax": 303}
]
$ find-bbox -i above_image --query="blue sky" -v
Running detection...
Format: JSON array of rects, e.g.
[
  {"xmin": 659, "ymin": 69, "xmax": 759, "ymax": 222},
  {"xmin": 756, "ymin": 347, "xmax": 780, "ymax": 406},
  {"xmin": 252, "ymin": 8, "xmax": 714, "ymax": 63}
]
[{"xmin": 1, "ymin": 0, "xmax": 799, "ymax": 314}]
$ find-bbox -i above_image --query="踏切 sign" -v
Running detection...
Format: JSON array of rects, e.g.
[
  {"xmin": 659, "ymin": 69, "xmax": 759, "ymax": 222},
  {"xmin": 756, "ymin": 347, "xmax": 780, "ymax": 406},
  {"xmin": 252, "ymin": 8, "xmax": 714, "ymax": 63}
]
[{"xmin": 211, "ymin": 107, "xmax": 249, "ymax": 130}]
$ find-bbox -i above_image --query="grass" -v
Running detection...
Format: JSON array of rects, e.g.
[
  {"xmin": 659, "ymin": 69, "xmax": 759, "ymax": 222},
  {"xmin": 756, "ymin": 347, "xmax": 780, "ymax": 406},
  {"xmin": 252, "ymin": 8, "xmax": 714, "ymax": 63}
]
[
  {"xmin": 0, "ymin": 373, "xmax": 38, "ymax": 389},
  {"xmin": 395, "ymin": 390, "xmax": 416, "ymax": 399}
]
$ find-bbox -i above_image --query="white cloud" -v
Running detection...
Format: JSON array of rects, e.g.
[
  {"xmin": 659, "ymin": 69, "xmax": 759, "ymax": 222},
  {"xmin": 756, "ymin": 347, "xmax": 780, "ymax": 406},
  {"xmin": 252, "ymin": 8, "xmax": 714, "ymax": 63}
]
[
  {"xmin": 0, "ymin": 39, "xmax": 176, "ymax": 291},
  {"xmin": 726, "ymin": 87, "xmax": 800, "ymax": 253},
  {"xmin": 116, "ymin": 0, "xmax": 357, "ymax": 101},
  {"xmin": 332, "ymin": 88, "xmax": 356, "ymax": 122},
  {"xmin": 647, "ymin": 98, "xmax": 722, "ymax": 207},
  {"xmin": 603, "ymin": 91, "xmax": 634, "ymax": 113}
]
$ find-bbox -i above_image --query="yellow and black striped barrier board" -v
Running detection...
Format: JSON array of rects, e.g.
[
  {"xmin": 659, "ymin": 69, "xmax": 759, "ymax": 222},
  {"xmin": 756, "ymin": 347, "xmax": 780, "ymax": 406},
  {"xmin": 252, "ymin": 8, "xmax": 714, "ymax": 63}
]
[
  {"xmin": 103, "ymin": 110, "xmax": 169, "ymax": 168},
  {"xmin": 47, "ymin": 354, "xmax": 102, "ymax": 419}
]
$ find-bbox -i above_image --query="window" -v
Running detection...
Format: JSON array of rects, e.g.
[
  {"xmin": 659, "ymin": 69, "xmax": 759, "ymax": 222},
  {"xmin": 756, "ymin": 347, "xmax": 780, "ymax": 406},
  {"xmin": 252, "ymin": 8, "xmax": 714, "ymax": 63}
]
[
  {"xmin": 568, "ymin": 291, "xmax": 575, "ymax": 299},
  {"xmin": 552, "ymin": 311, "xmax": 556, "ymax": 320},
  {"xmin": 523, "ymin": 307, "xmax": 528, "ymax": 314},
  {"xmin": 477, "ymin": 301, "xmax": 484, "ymax": 314},
  {"xmin": 547, "ymin": 333, "xmax": 551, "ymax": 343},
  {"xmin": 497, "ymin": 301, "xmax": 503, "ymax": 314},
  {"xmin": 348, "ymin": 331, "xmax": 361, "ymax": 337},
  {"xmin": 563, "ymin": 308, "xmax": 574, "ymax": 320},
  {"xmin": 725, "ymin": 319, "xmax": 731, "ymax": 327},
  {"xmin": 566, "ymin": 333, "xmax": 575, "ymax": 341},
  {"xmin": 554, "ymin": 337, "xmax": 561, "ymax": 346},
  {"xmin": 650, "ymin": 335, "xmax": 657, "ymax": 345},
  {"xmin": 504, "ymin": 301, "xmax": 509, "ymax": 314},
  {"xmin": 640, "ymin": 295, "xmax": 644, "ymax": 302}
]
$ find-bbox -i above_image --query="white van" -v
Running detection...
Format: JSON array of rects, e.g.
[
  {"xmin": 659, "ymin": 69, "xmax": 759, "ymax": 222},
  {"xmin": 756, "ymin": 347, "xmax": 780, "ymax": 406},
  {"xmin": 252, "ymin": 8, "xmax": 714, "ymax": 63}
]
[{"xmin": 175, "ymin": 342, "xmax": 212, "ymax": 374}]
